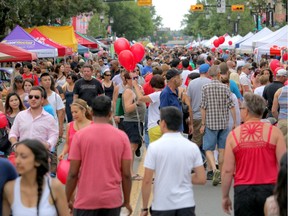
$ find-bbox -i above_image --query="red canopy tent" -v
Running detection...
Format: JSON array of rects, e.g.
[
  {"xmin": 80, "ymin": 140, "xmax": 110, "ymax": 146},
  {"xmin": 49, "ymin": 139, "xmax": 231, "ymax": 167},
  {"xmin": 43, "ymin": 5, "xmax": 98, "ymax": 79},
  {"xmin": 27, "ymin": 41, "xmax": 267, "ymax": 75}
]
[
  {"xmin": 75, "ymin": 32, "xmax": 97, "ymax": 49},
  {"xmin": 0, "ymin": 43, "xmax": 37, "ymax": 62},
  {"xmin": 30, "ymin": 29, "xmax": 73, "ymax": 56}
]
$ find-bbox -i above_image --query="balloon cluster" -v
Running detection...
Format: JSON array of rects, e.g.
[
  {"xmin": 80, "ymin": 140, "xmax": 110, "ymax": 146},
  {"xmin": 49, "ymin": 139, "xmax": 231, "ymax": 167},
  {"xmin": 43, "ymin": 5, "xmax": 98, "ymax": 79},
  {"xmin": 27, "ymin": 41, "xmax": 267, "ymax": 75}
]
[
  {"xmin": 211, "ymin": 36, "xmax": 233, "ymax": 53},
  {"xmin": 114, "ymin": 38, "xmax": 145, "ymax": 72}
]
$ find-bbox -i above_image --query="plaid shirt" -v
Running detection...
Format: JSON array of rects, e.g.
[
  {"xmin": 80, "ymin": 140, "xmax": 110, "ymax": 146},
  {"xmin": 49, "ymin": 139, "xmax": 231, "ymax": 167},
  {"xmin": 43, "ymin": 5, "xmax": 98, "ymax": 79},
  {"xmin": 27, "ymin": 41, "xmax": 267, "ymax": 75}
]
[{"xmin": 201, "ymin": 80, "xmax": 234, "ymax": 130}]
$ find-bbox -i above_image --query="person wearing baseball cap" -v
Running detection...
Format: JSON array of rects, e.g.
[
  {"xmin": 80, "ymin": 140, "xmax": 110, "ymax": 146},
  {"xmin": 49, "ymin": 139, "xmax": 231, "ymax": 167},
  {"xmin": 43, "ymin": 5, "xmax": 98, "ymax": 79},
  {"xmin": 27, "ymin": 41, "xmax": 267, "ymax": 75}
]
[{"xmin": 160, "ymin": 68, "xmax": 184, "ymax": 131}]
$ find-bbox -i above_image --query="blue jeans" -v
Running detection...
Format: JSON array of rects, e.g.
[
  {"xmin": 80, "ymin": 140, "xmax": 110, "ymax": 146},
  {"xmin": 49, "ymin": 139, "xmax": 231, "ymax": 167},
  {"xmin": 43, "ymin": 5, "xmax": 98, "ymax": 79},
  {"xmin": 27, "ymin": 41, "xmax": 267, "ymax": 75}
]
[{"xmin": 203, "ymin": 127, "xmax": 230, "ymax": 150}]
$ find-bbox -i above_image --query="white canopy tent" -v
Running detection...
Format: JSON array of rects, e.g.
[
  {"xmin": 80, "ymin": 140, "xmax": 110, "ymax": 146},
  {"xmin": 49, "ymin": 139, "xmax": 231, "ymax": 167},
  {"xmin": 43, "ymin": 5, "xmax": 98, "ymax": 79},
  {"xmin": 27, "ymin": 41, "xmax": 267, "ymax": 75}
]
[
  {"xmin": 253, "ymin": 25, "xmax": 288, "ymax": 48},
  {"xmin": 256, "ymin": 31, "xmax": 288, "ymax": 61},
  {"xmin": 235, "ymin": 32, "xmax": 254, "ymax": 48},
  {"xmin": 219, "ymin": 35, "xmax": 233, "ymax": 49},
  {"xmin": 239, "ymin": 28, "xmax": 273, "ymax": 53},
  {"xmin": 203, "ymin": 36, "xmax": 218, "ymax": 48}
]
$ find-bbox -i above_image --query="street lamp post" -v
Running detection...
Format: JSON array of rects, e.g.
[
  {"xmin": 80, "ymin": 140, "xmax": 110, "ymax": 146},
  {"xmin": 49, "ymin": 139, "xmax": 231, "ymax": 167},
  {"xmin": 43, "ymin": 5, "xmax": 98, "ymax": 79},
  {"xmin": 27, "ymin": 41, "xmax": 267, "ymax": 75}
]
[{"xmin": 227, "ymin": 14, "xmax": 240, "ymax": 35}]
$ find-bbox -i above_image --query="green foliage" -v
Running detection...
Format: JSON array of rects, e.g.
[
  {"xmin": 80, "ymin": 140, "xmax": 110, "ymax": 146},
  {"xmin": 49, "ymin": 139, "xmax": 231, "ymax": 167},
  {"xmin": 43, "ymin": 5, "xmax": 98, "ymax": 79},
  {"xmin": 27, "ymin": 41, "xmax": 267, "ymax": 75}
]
[
  {"xmin": 106, "ymin": 2, "xmax": 155, "ymax": 40},
  {"xmin": 183, "ymin": 0, "xmax": 256, "ymax": 38},
  {"xmin": 0, "ymin": 0, "xmax": 105, "ymax": 37},
  {"xmin": 0, "ymin": 0, "xmax": 161, "ymax": 41}
]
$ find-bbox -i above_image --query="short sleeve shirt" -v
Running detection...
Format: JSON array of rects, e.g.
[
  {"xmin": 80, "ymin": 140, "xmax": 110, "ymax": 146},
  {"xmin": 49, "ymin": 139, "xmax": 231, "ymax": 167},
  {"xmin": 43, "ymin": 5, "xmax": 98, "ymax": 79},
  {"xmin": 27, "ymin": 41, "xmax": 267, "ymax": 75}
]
[
  {"xmin": 69, "ymin": 124, "xmax": 131, "ymax": 209},
  {"xmin": 144, "ymin": 133, "xmax": 203, "ymax": 210},
  {"xmin": 74, "ymin": 78, "xmax": 104, "ymax": 106}
]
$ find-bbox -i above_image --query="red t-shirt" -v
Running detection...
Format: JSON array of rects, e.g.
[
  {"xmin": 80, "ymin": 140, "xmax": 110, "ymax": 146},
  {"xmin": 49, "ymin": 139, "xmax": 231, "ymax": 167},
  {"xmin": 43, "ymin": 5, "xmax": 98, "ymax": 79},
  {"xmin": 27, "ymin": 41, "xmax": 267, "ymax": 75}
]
[
  {"xmin": 232, "ymin": 123, "xmax": 278, "ymax": 186},
  {"xmin": 143, "ymin": 75, "xmax": 154, "ymax": 107},
  {"xmin": 22, "ymin": 73, "xmax": 39, "ymax": 86},
  {"xmin": 69, "ymin": 124, "xmax": 132, "ymax": 209}
]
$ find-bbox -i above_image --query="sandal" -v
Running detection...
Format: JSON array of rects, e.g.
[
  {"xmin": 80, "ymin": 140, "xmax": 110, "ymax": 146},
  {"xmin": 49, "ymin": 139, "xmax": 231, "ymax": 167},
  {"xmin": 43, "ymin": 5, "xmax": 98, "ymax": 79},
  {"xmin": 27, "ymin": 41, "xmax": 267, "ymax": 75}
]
[{"xmin": 131, "ymin": 174, "xmax": 143, "ymax": 181}]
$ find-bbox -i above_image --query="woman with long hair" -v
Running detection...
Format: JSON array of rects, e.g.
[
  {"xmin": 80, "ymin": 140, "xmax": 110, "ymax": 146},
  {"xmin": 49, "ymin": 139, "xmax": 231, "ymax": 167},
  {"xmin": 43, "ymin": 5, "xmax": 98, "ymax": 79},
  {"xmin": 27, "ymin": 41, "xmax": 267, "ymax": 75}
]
[
  {"xmin": 122, "ymin": 71, "xmax": 146, "ymax": 180},
  {"xmin": 58, "ymin": 99, "xmax": 92, "ymax": 160},
  {"xmin": 9, "ymin": 76, "xmax": 25, "ymax": 100},
  {"xmin": 102, "ymin": 69, "xmax": 114, "ymax": 100},
  {"xmin": 5, "ymin": 92, "xmax": 26, "ymax": 127},
  {"xmin": 54, "ymin": 64, "xmax": 66, "ymax": 88},
  {"xmin": 62, "ymin": 73, "xmax": 78, "ymax": 123},
  {"xmin": 2, "ymin": 139, "xmax": 69, "ymax": 215},
  {"xmin": 22, "ymin": 79, "xmax": 34, "ymax": 108}
]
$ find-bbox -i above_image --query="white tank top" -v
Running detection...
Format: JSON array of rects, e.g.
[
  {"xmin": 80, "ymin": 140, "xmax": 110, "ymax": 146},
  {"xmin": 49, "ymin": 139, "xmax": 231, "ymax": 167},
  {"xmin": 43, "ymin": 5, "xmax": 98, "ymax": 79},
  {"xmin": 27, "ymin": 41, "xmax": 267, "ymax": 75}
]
[{"xmin": 11, "ymin": 176, "xmax": 58, "ymax": 216}]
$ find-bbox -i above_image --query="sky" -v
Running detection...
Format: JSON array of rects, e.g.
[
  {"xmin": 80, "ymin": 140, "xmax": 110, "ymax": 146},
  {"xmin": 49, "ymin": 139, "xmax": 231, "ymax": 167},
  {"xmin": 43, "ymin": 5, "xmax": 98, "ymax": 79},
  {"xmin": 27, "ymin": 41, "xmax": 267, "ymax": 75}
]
[{"xmin": 153, "ymin": 0, "xmax": 197, "ymax": 30}]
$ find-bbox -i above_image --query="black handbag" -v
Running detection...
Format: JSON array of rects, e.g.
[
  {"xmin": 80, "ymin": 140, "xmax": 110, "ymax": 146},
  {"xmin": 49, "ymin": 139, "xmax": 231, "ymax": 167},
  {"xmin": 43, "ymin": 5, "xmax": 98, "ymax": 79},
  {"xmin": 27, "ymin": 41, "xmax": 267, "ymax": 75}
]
[{"xmin": 0, "ymin": 128, "xmax": 11, "ymax": 154}]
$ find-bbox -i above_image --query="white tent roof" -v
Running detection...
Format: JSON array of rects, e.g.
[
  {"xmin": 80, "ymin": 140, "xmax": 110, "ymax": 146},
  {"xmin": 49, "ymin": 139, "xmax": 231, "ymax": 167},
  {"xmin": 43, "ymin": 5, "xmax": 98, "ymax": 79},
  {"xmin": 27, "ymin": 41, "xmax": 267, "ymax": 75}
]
[
  {"xmin": 254, "ymin": 25, "xmax": 288, "ymax": 48},
  {"xmin": 232, "ymin": 35, "xmax": 243, "ymax": 43},
  {"xmin": 235, "ymin": 32, "xmax": 254, "ymax": 48},
  {"xmin": 219, "ymin": 35, "xmax": 233, "ymax": 49},
  {"xmin": 203, "ymin": 36, "xmax": 218, "ymax": 48},
  {"xmin": 239, "ymin": 28, "xmax": 273, "ymax": 52}
]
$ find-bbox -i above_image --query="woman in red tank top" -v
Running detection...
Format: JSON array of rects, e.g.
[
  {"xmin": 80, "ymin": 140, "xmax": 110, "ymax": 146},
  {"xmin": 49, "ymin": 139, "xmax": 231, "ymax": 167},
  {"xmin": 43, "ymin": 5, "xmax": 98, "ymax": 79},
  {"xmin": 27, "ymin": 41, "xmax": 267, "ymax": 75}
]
[
  {"xmin": 58, "ymin": 99, "xmax": 92, "ymax": 160},
  {"xmin": 221, "ymin": 93, "xmax": 286, "ymax": 216}
]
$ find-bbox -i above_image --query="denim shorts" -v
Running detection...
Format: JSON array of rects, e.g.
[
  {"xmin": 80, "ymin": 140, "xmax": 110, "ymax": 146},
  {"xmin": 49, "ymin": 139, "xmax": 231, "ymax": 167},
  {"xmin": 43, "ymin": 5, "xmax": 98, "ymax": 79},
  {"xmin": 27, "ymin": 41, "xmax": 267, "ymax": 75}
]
[{"xmin": 203, "ymin": 127, "xmax": 229, "ymax": 150}]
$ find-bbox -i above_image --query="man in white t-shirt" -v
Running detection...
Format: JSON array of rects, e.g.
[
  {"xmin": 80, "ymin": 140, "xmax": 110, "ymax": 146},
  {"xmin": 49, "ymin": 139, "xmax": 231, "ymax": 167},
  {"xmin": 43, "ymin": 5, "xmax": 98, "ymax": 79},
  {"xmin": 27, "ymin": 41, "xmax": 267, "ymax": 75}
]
[
  {"xmin": 180, "ymin": 59, "xmax": 191, "ymax": 87},
  {"xmin": 141, "ymin": 107, "xmax": 206, "ymax": 216},
  {"xmin": 239, "ymin": 63, "xmax": 253, "ymax": 93}
]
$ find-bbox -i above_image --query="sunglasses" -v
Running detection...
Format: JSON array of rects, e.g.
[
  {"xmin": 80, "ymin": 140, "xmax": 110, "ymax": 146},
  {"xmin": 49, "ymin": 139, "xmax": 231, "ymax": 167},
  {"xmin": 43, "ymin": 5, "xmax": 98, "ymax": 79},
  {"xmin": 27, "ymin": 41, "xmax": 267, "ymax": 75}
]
[
  {"xmin": 132, "ymin": 76, "xmax": 139, "ymax": 80},
  {"xmin": 104, "ymin": 74, "xmax": 112, "ymax": 76},
  {"xmin": 28, "ymin": 95, "xmax": 40, "ymax": 100}
]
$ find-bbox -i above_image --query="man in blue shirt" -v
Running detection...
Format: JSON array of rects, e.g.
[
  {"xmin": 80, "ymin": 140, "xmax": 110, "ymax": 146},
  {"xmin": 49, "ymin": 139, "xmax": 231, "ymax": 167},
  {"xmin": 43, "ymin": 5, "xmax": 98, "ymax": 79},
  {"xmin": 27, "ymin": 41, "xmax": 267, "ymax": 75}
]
[
  {"xmin": 0, "ymin": 158, "xmax": 17, "ymax": 214},
  {"xmin": 160, "ymin": 68, "xmax": 184, "ymax": 131},
  {"xmin": 142, "ymin": 56, "xmax": 153, "ymax": 77}
]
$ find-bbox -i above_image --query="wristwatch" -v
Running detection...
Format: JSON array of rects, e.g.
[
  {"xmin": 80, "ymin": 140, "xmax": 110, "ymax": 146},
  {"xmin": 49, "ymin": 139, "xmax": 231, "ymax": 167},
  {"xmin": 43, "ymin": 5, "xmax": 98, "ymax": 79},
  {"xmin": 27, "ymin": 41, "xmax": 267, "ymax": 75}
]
[{"xmin": 141, "ymin": 208, "xmax": 148, "ymax": 212}]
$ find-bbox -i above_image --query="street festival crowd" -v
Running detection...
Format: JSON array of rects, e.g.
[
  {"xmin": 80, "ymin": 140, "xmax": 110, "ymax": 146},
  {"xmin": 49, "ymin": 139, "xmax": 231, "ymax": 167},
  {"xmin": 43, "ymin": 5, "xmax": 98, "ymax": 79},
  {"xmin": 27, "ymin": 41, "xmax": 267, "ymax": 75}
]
[{"xmin": 0, "ymin": 44, "xmax": 287, "ymax": 216}]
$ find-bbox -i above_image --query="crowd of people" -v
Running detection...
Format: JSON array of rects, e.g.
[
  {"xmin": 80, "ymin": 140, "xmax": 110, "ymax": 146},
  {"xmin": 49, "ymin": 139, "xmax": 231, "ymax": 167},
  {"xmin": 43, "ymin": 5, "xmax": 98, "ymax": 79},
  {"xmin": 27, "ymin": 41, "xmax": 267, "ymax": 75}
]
[{"xmin": 0, "ymin": 46, "xmax": 287, "ymax": 216}]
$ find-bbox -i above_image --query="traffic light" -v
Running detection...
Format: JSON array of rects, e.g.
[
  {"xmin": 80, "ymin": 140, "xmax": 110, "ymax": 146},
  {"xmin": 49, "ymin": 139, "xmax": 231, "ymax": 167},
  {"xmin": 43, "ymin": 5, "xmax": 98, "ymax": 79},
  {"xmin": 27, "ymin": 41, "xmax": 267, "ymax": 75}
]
[
  {"xmin": 231, "ymin": 5, "xmax": 244, "ymax": 12},
  {"xmin": 190, "ymin": 4, "xmax": 204, "ymax": 12}
]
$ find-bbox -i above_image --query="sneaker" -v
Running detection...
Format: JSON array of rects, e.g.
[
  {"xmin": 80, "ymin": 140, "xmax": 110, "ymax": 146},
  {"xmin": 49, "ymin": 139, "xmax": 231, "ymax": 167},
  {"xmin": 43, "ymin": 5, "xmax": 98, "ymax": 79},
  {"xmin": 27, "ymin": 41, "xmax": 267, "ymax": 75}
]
[
  {"xmin": 207, "ymin": 170, "xmax": 213, "ymax": 180},
  {"xmin": 212, "ymin": 169, "xmax": 221, "ymax": 186}
]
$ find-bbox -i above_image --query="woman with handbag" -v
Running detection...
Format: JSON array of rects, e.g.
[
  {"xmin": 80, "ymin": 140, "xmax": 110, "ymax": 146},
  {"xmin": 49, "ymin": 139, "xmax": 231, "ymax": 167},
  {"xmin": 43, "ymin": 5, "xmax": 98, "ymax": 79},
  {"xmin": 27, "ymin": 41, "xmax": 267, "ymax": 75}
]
[{"xmin": 2, "ymin": 139, "xmax": 69, "ymax": 216}]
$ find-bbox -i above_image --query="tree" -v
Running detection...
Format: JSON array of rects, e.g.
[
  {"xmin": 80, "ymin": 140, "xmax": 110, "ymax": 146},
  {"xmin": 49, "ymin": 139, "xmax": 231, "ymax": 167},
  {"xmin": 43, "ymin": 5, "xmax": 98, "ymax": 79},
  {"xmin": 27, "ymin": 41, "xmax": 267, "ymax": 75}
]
[
  {"xmin": 0, "ymin": 0, "xmax": 106, "ymax": 39},
  {"xmin": 106, "ymin": 2, "xmax": 155, "ymax": 40},
  {"xmin": 182, "ymin": 0, "xmax": 255, "ymax": 38}
]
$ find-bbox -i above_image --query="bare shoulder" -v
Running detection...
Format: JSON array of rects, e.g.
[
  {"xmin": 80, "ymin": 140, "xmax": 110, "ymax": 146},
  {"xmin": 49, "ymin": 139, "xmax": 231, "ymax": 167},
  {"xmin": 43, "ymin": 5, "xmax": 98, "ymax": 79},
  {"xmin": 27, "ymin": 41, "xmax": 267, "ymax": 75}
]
[
  {"xmin": 3, "ymin": 179, "xmax": 16, "ymax": 199},
  {"xmin": 51, "ymin": 178, "xmax": 64, "ymax": 190}
]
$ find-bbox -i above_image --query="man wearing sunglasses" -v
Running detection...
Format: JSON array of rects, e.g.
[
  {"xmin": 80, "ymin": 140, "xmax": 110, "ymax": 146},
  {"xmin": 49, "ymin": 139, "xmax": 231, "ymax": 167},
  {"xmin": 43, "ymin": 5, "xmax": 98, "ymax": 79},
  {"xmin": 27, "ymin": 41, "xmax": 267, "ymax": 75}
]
[{"xmin": 9, "ymin": 86, "xmax": 59, "ymax": 151}]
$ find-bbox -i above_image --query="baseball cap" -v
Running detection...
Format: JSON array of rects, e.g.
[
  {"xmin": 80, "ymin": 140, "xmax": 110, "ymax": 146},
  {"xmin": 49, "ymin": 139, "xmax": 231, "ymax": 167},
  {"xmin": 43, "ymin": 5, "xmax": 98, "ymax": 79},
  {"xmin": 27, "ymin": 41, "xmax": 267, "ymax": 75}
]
[
  {"xmin": 166, "ymin": 68, "xmax": 182, "ymax": 80},
  {"xmin": 199, "ymin": 64, "xmax": 210, "ymax": 74},
  {"xmin": 276, "ymin": 69, "xmax": 288, "ymax": 77}
]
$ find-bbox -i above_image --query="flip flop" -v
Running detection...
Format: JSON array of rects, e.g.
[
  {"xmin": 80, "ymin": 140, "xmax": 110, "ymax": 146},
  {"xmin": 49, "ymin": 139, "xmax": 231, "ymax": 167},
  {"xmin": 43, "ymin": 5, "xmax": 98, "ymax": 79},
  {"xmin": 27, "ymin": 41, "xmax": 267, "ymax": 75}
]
[{"xmin": 131, "ymin": 174, "xmax": 143, "ymax": 181}]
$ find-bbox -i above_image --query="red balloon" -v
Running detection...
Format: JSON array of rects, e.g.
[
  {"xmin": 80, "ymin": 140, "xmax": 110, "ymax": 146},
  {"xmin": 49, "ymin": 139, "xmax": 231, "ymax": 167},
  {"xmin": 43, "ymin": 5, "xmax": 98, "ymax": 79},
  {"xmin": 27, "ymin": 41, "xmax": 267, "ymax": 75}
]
[
  {"xmin": 228, "ymin": 41, "xmax": 233, "ymax": 46},
  {"xmin": 213, "ymin": 40, "xmax": 220, "ymax": 48},
  {"xmin": 114, "ymin": 38, "xmax": 130, "ymax": 55},
  {"xmin": 118, "ymin": 50, "xmax": 136, "ymax": 72},
  {"xmin": 0, "ymin": 112, "xmax": 8, "ymax": 128},
  {"xmin": 283, "ymin": 53, "xmax": 288, "ymax": 61},
  {"xmin": 270, "ymin": 59, "xmax": 280, "ymax": 73},
  {"xmin": 218, "ymin": 36, "xmax": 225, "ymax": 44},
  {"xmin": 211, "ymin": 47, "xmax": 216, "ymax": 52},
  {"xmin": 57, "ymin": 160, "xmax": 70, "ymax": 184},
  {"xmin": 219, "ymin": 49, "xmax": 223, "ymax": 54},
  {"xmin": 130, "ymin": 43, "xmax": 145, "ymax": 63},
  {"xmin": 226, "ymin": 50, "xmax": 230, "ymax": 54}
]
